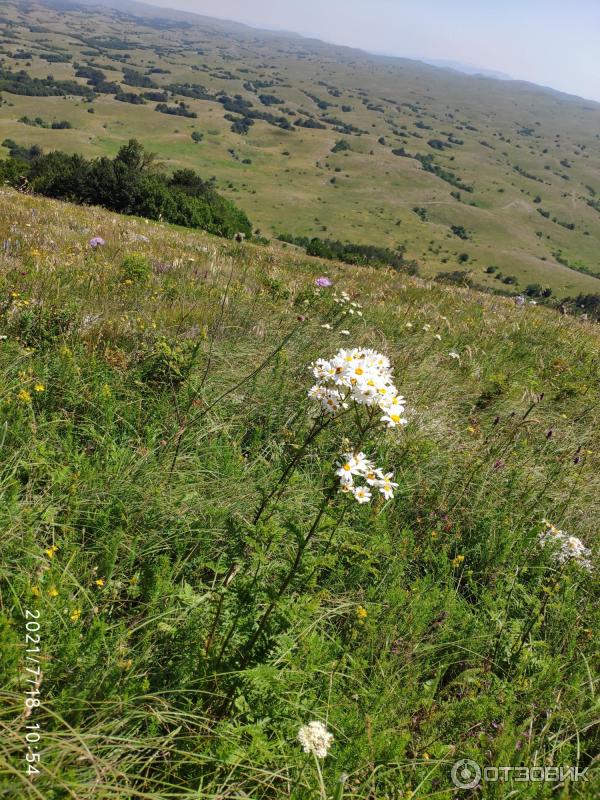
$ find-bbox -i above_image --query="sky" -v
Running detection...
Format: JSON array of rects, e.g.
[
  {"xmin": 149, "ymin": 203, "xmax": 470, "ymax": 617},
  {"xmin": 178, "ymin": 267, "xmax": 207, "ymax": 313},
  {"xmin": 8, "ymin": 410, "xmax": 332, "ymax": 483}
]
[{"xmin": 142, "ymin": 0, "xmax": 600, "ymax": 102}]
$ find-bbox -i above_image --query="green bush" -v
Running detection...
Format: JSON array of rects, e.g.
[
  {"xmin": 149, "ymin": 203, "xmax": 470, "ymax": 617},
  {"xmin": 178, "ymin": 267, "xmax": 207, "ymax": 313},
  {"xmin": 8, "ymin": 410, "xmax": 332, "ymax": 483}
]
[
  {"xmin": 120, "ymin": 253, "xmax": 151, "ymax": 283},
  {"xmin": 137, "ymin": 337, "xmax": 196, "ymax": 388},
  {"xmin": 0, "ymin": 139, "xmax": 252, "ymax": 239}
]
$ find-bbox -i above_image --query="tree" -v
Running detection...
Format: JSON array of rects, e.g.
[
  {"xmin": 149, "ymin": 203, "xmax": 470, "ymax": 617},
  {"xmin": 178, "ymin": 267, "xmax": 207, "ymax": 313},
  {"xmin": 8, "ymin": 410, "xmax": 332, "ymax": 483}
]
[{"xmin": 115, "ymin": 139, "xmax": 158, "ymax": 173}]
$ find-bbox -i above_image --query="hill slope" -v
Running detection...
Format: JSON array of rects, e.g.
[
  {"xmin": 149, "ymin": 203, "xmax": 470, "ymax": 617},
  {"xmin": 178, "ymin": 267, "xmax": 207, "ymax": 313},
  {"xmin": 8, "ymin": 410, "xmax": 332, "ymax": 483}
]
[
  {"xmin": 0, "ymin": 189, "xmax": 598, "ymax": 798},
  {"xmin": 0, "ymin": 0, "xmax": 600, "ymax": 297}
]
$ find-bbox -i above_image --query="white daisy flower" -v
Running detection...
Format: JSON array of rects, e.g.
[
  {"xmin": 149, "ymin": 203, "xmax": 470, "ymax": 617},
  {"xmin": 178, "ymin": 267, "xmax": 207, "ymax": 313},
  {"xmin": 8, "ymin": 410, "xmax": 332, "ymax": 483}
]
[
  {"xmin": 352, "ymin": 485, "xmax": 372, "ymax": 504},
  {"xmin": 376, "ymin": 472, "xmax": 398, "ymax": 500},
  {"xmin": 308, "ymin": 347, "xmax": 408, "ymax": 430},
  {"xmin": 380, "ymin": 411, "xmax": 408, "ymax": 429}
]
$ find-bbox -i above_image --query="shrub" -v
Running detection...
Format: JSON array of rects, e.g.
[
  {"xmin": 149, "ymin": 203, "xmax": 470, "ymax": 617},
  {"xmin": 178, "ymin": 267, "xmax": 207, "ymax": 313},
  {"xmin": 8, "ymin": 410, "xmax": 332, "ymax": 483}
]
[
  {"xmin": 155, "ymin": 102, "xmax": 197, "ymax": 119},
  {"xmin": 258, "ymin": 93, "xmax": 283, "ymax": 106},
  {"xmin": 436, "ymin": 269, "xmax": 474, "ymax": 286},
  {"xmin": 451, "ymin": 225, "xmax": 470, "ymax": 240},
  {"xmin": 9, "ymin": 304, "xmax": 76, "ymax": 348},
  {"xmin": 331, "ymin": 139, "xmax": 350, "ymax": 153},
  {"xmin": 119, "ymin": 253, "xmax": 151, "ymax": 283},
  {"xmin": 137, "ymin": 338, "xmax": 195, "ymax": 388},
  {"xmin": 115, "ymin": 91, "xmax": 146, "ymax": 105}
]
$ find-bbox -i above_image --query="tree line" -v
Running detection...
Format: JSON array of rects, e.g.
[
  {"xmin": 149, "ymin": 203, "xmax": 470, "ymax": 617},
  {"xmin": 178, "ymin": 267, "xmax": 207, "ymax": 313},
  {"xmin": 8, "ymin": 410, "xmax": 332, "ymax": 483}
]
[
  {"xmin": 277, "ymin": 233, "xmax": 417, "ymax": 272},
  {"xmin": 0, "ymin": 139, "xmax": 252, "ymax": 239}
]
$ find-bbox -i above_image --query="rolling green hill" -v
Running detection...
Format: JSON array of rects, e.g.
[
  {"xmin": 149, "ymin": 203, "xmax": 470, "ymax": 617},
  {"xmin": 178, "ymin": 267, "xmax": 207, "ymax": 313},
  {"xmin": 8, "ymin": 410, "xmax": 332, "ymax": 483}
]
[{"xmin": 1, "ymin": 0, "xmax": 600, "ymax": 297}]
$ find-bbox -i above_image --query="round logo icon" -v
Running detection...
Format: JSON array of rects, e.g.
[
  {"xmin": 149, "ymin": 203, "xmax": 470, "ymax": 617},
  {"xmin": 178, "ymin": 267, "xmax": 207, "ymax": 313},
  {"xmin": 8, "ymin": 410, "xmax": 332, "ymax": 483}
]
[{"xmin": 451, "ymin": 758, "xmax": 482, "ymax": 789}]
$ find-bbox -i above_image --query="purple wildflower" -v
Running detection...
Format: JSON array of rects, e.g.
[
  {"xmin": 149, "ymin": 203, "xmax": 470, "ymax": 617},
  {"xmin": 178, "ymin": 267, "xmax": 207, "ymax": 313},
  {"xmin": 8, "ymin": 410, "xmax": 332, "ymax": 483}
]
[
  {"xmin": 89, "ymin": 237, "xmax": 105, "ymax": 248},
  {"xmin": 315, "ymin": 276, "xmax": 333, "ymax": 288}
]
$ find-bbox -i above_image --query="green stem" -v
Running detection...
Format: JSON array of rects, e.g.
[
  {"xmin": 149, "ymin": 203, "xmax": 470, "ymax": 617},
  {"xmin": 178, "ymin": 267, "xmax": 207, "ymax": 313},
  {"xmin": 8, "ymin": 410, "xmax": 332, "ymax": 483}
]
[
  {"xmin": 239, "ymin": 481, "xmax": 338, "ymax": 670},
  {"xmin": 314, "ymin": 754, "xmax": 327, "ymax": 800}
]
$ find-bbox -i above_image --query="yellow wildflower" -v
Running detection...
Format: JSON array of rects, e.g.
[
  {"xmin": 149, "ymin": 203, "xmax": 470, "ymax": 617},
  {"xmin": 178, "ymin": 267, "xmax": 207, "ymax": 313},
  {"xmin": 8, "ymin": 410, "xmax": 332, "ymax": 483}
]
[
  {"xmin": 94, "ymin": 579, "xmax": 105, "ymax": 587},
  {"xmin": 451, "ymin": 554, "xmax": 465, "ymax": 568},
  {"xmin": 70, "ymin": 609, "xmax": 81, "ymax": 622},
  {"xmin": 356, "ymin": 606, "xmax": 368, "ymax": 619},
  {"xmin": 45, "ymin": 545, "xmax": 58, "ymax": 559},
  {"xmin": 31, "ymin": 586, "xmax": 41, "ymax": 597},
  {"xmin": 18, "ymin": 389, "xmax": 32, "ymax": 404},
  {"xmin": 48, "ymin": 587, "xmax": 59, "ymax": 598},
  {"xmin": 34, "ymin": 383, "xmax": 45, "ymax": 393}
]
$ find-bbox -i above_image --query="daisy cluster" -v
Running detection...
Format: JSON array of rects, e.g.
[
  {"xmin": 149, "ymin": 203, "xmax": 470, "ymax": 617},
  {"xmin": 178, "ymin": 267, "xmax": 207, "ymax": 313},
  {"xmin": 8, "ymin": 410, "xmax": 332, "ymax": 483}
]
[
  {"xmin": 308, "ymin": 348, "xmax": 407, "ymax": 428},
  {"xmin": 336, "ymin": 451, "xmax": 398, "ymax": 503},
  {"xmin": 538, "ymin": 520, "xmax": 592, "ymax": 572},
  {"xmin": 297, "ymin": 721, "xmax": 334, "ymax": 759}
]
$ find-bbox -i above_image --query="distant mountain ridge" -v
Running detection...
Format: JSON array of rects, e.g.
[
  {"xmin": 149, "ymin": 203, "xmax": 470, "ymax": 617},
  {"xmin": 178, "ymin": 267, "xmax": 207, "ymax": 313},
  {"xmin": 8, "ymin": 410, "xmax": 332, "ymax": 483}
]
[
  {"xmin": 42, "ymin": 0, "xmax": 594, "ymax": 103},
  {"xmin": 421, "ymin": 59, "xmax": 512, "ymax": 81}
]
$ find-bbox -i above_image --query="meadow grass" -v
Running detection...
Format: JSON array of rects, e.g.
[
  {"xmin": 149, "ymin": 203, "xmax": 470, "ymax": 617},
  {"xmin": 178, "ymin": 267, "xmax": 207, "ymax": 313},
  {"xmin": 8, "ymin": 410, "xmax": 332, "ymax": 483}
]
[{"xmin": 0, "ymin": 188, "xmax": 598, "ymax": 798}]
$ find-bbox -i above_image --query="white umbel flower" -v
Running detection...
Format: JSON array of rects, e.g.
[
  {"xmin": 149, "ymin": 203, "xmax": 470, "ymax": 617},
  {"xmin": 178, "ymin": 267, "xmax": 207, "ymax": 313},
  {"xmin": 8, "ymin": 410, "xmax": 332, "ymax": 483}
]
[
  {"xmin": 538, "ymin": 521, "xmax": 592, "ymax": 572},
  {"xmin": 298, "ymin": 721, "xmax": 334, "ymax": 758}
]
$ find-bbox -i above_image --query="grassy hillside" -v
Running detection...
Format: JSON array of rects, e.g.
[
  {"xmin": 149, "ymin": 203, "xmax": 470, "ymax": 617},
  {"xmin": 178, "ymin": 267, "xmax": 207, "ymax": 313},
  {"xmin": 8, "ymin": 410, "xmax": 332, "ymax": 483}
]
[
  {"xmin": 0, "ymin": 188, "xmax": 598, "ymax": 798},
  {"xmin": 0, "ymin": 0, "xmax": 600, "ymax": 297}
]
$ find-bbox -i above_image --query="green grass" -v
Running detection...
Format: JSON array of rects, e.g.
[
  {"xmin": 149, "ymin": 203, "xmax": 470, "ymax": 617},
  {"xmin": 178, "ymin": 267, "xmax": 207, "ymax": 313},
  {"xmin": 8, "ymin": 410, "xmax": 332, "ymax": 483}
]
[
  {"xmin": 0, "ymin": 188, "xmax": 598, "ymax": 798},
  {"xmin": 0, "ymin": 0, "xmax": 600, "ymax": 296}
]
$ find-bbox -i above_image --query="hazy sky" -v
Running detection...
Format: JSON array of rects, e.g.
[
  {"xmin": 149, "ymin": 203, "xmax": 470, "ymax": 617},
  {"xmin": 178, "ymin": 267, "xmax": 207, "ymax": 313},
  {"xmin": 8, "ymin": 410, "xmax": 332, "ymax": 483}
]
[{"xmin": 144, "ymin": 0, "xmax": 600, "ymax": 102}]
